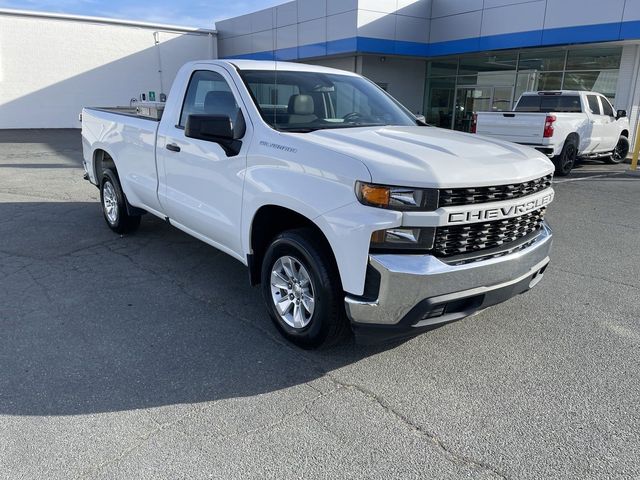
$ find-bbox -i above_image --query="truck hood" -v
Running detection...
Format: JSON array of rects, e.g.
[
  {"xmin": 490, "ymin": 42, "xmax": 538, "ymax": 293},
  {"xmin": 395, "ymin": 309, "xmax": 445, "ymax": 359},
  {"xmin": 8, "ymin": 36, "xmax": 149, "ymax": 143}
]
[{"xmin": 306, "ymin": 126, "xmax": 554, "ymax": 188}]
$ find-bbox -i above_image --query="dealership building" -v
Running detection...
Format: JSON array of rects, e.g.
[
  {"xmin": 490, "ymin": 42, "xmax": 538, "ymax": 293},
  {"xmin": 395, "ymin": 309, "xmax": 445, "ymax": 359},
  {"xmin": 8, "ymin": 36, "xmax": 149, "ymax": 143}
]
[
  {"xmin": 216, "ymin": 0, "xmax": 640, "ymax": 137},
  {"xmin": 2, "ymin": 0, "xmax": 640, "ymax": 144}
]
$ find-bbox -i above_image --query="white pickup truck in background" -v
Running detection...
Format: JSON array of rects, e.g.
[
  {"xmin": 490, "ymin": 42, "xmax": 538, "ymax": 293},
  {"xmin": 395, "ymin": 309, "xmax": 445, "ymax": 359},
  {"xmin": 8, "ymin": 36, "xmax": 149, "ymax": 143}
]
[
  {"xmin": 82, "ymin": 60, "xmax": 555, "ymax": 348},
  {"xmin": 474, "ymin": 91, "xmax": 630, "ymax": 176}
]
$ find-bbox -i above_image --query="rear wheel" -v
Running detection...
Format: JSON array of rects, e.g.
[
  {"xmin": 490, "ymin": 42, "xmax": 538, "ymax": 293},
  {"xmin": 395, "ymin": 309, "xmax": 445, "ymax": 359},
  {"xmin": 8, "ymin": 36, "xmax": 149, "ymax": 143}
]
[
  {"xmin": 260, "ymin": 228, "xmax": 347, "ymax": 349},
  {"xmin": 100, "ymin": 169, "xmax": 141, "ymax": 234},
  {"xmin": 552, "ymin": 141, "xmax": 577, "ymax": 176},
  {"xmin": 605, "ymin": 136, "xmax": 629, "ymax": 164}
]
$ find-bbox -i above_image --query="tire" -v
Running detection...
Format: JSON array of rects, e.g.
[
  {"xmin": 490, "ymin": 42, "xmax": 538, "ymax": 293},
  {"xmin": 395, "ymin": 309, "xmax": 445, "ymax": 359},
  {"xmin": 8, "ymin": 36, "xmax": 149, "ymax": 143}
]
[
  {"xmin": 552, "ymin": 140, "xmax": 578, "ymax": 177},
  {"xmin": 605, "ymin": 136, "xmax": 630, "ymax": 164},
  {"xmin": 260, "ymin": 228, "xmax": 347, "ymax": 349},
  {"xmin": 100, "ymin": 169, "xmax": 141, "ymax": 234}
]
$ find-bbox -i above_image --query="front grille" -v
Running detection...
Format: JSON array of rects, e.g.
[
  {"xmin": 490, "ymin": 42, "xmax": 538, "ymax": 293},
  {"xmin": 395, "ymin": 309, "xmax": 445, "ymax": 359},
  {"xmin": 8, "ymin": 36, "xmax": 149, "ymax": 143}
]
[
  {"xmin": 438, "ymin": 174, "xmax": 553, "ymax": 207},
  {"xmin": 434, "ymin": 209, "xmax": 546, "ymax": 257}
]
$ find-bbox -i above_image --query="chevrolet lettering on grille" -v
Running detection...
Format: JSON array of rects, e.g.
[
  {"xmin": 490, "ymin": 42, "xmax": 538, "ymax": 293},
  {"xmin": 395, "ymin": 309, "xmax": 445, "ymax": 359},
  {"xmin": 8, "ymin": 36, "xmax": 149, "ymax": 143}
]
[{"xmin": 446, "ymin": 189, "xmax": 554, "ymax": 225}]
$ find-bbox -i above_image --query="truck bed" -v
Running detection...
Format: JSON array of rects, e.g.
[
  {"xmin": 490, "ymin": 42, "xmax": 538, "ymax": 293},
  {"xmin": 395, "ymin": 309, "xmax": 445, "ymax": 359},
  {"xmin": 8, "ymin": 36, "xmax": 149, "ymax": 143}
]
[
  {"xmin": 85, "ymin": 105, "xmax": 163, "ymax": 121},
  {"xmin": 81, "ymin": 106, "xmax": 162, "ymax": 214}
]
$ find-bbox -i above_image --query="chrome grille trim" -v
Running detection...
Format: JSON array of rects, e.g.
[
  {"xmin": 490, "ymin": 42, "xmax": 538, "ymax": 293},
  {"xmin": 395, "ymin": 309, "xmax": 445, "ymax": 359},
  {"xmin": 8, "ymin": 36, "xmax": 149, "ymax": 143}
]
[
  {"xmin": 439, "ymin": 174, "xmax": 553, "ymax": 207},
  {"xmin": 433, "ymin": 208, "xmax": 546, "ymax": 258}
]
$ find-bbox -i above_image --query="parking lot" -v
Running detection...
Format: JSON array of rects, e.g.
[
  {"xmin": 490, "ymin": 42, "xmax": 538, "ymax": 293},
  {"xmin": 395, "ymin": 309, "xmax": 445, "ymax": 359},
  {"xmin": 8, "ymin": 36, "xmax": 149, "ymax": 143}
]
[{"xmin": 1, "ymin": 129, "xmax": 639, "ymax": 479}]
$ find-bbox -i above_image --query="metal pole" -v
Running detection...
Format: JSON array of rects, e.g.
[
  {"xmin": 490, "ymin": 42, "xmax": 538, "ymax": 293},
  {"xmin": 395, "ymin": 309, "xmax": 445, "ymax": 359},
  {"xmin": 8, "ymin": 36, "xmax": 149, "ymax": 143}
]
[{"xmin": 632, "ymin": 120, "xmax": 640, "ymax": 171}]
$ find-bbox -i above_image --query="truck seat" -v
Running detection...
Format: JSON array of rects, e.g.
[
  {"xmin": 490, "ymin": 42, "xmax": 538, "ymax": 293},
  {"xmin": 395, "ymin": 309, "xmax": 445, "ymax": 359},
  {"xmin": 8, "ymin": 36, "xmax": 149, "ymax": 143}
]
[{"xmin": 288, "ymin": 94, "xmax": 317, "ymax": 124}]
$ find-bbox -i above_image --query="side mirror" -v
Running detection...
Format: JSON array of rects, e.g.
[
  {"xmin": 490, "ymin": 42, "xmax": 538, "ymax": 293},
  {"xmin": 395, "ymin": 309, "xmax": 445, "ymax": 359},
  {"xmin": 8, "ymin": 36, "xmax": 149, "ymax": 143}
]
[
  {"xmin": 617, "ymin": 110, "xmax": 627, "ymax": 119},
  {"xmin": 185, "ymin": 114, "xmax": 242, "ymax": 156},
  {"xmin": 186, "ymin": 114, "xmax": 234, "ymax": 142},
  {"xmin": 414, "ymin": 114, "xmax": 427, "ymax": 126}
]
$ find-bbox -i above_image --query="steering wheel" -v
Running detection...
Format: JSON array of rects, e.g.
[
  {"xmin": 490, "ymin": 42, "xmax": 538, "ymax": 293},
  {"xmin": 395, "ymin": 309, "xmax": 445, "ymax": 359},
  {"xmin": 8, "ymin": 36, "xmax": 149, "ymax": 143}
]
[{"xmin": 342, "ymin": 112, "xmax": 366, "ymax": 123}]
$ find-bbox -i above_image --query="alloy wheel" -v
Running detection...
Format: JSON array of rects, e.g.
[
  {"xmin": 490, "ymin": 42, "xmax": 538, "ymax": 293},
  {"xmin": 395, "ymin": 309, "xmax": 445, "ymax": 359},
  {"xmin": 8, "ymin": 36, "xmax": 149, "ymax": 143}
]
[
  {"xmin": 270, "ymin": 255, "xmax": 315, "ymax": 329},
  {"xmin": 102, "ymin": 181, "xmax": 119, "ymax": 224}
]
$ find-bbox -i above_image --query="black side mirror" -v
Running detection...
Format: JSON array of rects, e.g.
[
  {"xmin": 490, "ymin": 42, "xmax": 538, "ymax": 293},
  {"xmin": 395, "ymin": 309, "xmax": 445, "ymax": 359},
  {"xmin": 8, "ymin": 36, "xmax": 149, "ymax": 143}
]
[
  {"xmin": 186, "ymin": 114, "xmax": 233, "ymax": 141},
  {"xmin": 185, "ymin": 114, "xmax": 243, "ymax": 156},
  {"xmin": 617, "ymin": 110, "xmax": 627, "ymax": 119}
]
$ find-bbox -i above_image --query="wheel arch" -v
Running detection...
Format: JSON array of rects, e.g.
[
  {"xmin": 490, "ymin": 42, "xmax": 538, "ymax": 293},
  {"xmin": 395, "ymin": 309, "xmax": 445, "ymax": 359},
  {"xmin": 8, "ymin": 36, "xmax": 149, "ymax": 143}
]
[
  {"xmin": 247, "ymin": 204, "xmax": 340, "ymax": 288},
  {"xmin": 621, "ymin": 129, "xmax": 629, "ymax": 138},
  {"xmin": 565, "ymin": 132, "xmax": 580, "ymax": 147},
  {"xmin": 93, "ymin": 148, "xmax": 145, "ymax": 217},
  {"xmin": 93, "ymin": 148, "xmax": 118, "ymax": 182}
]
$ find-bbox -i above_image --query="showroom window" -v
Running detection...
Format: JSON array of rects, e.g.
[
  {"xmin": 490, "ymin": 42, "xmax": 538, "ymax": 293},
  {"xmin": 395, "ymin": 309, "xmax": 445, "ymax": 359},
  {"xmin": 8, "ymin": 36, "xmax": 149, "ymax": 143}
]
[{"xmin": 424, "ymin": 46, "xmax": 622, "ymax": 131}]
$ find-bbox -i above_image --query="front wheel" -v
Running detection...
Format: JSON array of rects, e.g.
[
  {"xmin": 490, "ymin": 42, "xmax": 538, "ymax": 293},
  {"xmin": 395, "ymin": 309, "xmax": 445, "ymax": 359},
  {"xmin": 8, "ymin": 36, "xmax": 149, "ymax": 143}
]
[
  {"xmin": 100, "ymin": 169, "xmax": 141, "ymax": 234},
  {"xmin": 552, "ymin": 141, "xmax": 577, "ymax": 177},
  {"xmin": 605, "ymin": 136, "xmax": 630, "ymax": 164},
  {"xmin": 260, "ymin": 228, "xmax": 347, "ymax": 349}
]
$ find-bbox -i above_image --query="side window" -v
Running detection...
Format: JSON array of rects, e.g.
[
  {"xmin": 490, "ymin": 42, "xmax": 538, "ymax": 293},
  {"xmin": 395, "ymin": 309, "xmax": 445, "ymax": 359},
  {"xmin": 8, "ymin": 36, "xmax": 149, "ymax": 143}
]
[
  {"xmin": 600, "ymin": 97, "xmax": 614, "ymax": 117},
  {"xmin": 587, "ymin": 95, "xmax": 601, "ymax": 115},
  {"xmin": 179, "ymin": 70, "xmax": 238, "ymax": 127}
]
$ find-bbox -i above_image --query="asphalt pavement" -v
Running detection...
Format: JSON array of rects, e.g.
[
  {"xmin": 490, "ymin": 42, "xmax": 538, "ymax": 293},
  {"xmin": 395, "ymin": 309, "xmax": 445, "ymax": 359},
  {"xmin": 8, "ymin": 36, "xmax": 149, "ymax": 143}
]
[{"xmin": 1, "ymin": 129, "xmax": 639, "ymax": 479}]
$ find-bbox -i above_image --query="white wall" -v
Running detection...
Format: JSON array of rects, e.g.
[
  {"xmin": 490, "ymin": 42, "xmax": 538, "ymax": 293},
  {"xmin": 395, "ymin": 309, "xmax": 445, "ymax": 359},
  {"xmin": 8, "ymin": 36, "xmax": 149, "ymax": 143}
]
[
  {"xmin": 0, "ymin": 13, "xmax": 216, "ymax": 128},
  {"xmin": 301, "ymin": 55, "xmax": 426, "ymax": 114},
  {"xmin": 303, "ymin": 56, "xmax": 357, "ymax": 72},
  {"xmin": 216, "ymin": 0, "xmax": 431, "ymax": 59},
  {"xmin": 616, "ymin": 44, "xmax": 640, "ymax": 147},
  {"xmin": 360, "ymin": 56, "xmax": 426, "ymax": 114}
]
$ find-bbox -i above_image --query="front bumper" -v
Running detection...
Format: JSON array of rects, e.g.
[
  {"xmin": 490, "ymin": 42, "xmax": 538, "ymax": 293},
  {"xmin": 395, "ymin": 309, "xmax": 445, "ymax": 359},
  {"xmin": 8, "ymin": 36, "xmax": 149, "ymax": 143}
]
[{"xmin": 345, "ymin": 223, "xmax": 552, "ymax": 339}]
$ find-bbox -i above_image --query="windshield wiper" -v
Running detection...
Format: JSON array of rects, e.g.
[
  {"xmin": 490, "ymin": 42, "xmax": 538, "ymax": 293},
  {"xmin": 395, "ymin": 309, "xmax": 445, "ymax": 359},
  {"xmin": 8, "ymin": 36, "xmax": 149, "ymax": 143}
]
[
  {"xmin": 277, "ymin": 127, "xmax": 320, "ymax": 133},
  {"xmin": 337, "ymin": 123, "xmax": 387, "ymax": 128},
  {"xmin": 278, "ymin": 123, "xmax": 389, "ymax": 133}
]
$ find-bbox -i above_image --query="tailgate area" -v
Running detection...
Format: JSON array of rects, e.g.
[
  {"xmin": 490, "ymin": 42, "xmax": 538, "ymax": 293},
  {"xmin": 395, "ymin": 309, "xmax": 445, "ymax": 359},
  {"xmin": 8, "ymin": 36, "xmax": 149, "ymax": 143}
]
[{"xmin": 476, "ymin": 112, "xmax": 545, "ymax": 144}]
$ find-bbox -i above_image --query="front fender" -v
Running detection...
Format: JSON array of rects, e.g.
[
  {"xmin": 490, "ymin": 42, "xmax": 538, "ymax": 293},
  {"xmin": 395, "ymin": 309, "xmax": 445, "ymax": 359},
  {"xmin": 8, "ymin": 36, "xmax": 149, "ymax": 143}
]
[
  {"xmin": 242, "ymin": 156, "xmax": 399, "ymax": 294},
  {"xmin": 315, "ymin": 203, "xmax": 400, "ymax": 295}
]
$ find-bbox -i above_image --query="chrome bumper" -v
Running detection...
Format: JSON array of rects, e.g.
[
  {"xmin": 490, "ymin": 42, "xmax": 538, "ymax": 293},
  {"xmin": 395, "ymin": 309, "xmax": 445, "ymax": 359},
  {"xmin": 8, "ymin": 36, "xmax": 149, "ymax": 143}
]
[{"xmin": 345, "ymin": 223, "xmax": 552, "ymax": 328}]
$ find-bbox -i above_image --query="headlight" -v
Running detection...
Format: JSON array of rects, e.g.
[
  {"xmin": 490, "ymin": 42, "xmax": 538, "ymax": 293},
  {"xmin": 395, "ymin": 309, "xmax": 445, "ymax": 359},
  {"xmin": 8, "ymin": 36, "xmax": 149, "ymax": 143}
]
[
  {"xmin": 370, "ymin": 227, "xmax": 435, "ymax": 251},
  {"xmin": 355, "ymin": 181, "xmax": 438, "ymax": 211}
]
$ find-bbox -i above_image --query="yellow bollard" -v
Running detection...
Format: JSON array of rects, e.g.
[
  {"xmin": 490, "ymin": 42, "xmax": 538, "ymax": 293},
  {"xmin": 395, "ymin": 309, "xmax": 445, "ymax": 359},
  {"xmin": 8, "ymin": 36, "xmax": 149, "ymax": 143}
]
[{"xmin": 632, "ymin": 119, "xmax": 640, "ymax": 171}]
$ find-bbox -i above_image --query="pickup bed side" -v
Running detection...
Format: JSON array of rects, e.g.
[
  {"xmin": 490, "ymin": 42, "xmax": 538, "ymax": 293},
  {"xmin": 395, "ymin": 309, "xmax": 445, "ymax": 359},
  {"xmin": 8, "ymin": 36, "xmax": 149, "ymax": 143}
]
[{"xmin": 82, "ymin": 109, "xmax": 163, "ymax": 216}]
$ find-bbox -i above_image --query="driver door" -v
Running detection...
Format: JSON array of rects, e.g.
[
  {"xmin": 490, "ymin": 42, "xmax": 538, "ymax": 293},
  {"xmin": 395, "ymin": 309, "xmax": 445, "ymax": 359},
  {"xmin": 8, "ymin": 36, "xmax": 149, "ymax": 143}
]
[
  {"xmin": 598, "ymin": 96, "xmax": 620, "ymax": 152},
  {"xmin": 156, "ymin": 67, "xmax": 249, "ymax": 258}
]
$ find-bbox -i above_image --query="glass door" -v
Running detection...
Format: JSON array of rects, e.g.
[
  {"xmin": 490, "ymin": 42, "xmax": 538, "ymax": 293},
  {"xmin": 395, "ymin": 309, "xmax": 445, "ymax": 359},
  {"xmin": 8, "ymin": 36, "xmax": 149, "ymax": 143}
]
[
  {"xmin": 454, "ymin": 87, "xmax": 493, "ymax": 132},
  {"xmin": 492, "ymin": 86, "xmax": 514, "ymax": 113}
]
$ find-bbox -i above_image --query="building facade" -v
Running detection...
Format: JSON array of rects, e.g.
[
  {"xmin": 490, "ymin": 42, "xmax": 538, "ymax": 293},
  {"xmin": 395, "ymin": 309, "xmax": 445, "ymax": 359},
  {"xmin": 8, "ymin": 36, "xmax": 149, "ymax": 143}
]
[
  {"xmin": 216, "ymin": 0, "xmax": 640, "ymax": 143},
  {"xmin": 0, "ymin": 9, "xmax": 216, "ymax": 128}
]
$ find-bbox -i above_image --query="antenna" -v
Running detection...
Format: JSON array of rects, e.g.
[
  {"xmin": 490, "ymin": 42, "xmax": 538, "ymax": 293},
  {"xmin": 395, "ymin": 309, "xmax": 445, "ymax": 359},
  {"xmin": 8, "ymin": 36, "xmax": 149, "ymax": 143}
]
[{"xmin": 272, "ymin": 6, "xmax": 278, "ymax": 127}]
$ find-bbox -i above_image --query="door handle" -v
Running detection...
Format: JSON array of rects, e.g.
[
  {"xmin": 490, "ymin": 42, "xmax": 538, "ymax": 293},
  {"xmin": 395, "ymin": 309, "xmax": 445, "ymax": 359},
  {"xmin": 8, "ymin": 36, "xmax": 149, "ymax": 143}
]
[{"xmin": 166, "ymin": 143, "xmax": 181, "ymax": 152}]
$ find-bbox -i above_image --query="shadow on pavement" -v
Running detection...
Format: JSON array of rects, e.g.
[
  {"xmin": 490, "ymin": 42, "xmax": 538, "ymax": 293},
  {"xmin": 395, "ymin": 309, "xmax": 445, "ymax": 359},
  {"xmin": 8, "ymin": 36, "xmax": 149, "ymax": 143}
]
[{"xmin": 0, "ymin": 200, "xmax": 408, "ymax": 417}]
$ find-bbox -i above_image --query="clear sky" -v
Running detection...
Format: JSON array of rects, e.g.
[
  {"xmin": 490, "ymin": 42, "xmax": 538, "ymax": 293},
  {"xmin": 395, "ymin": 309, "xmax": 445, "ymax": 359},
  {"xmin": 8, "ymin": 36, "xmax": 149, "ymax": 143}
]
[{"xmin": 0, "ymin": 0, "xmax": 284, "ymax": 27}]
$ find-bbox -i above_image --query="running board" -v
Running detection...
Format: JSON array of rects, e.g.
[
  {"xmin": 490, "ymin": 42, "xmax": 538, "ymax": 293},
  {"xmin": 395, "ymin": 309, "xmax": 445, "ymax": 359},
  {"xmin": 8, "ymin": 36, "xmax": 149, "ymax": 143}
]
[{"xmin": 580, "ymin": 152, "xmax": 613, "ymax": 159}]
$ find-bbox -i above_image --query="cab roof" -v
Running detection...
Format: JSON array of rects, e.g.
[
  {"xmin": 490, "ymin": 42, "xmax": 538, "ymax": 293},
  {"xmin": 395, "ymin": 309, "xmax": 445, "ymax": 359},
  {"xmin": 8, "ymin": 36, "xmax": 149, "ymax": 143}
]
[
  {"xmin": 521, "ymin": 90, "xmax": 593, "ymax": 96},
  {"xmin": 191, "ymin": 59, "xmax": 358, "ymax": 76}
]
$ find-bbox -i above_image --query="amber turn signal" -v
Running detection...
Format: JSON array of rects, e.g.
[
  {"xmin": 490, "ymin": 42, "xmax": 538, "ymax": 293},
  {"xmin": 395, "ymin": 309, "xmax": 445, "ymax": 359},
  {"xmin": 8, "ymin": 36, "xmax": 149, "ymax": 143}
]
[{"xmin": 358, "ymin": 183, "xmax": 390, "ymax": 208}]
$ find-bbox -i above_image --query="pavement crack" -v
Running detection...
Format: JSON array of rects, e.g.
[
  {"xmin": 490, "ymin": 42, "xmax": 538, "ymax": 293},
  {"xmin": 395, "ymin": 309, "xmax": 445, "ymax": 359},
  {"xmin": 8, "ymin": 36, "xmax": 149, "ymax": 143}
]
[
  {"xmin": 75, "ymin": 403, "xmax": 209, "ymax": 479},
  {"xmin": 324, "ymin": 376, "xmax": 508, "ymax": 479},
  {"xmin": 69, "ymin": 226, "xmax": 506, "ymax": 479},
  {"xmin": 208, "ymin": 388, "xmax": 340, "ymax": 443},
  {"xmin": 195, "ymin": 298, "xmax": 508, "ymax": 477},
  {"xmin": 553, "ymin": 266, "xmax": 637, "ymax": 289}
]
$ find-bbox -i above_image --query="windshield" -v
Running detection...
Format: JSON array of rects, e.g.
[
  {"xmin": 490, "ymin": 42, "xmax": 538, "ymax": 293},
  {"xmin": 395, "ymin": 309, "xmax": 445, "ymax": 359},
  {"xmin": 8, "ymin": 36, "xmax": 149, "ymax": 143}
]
[{"xmin": 239, "ymin": 70, "xmax": 418, "ymax": 132}]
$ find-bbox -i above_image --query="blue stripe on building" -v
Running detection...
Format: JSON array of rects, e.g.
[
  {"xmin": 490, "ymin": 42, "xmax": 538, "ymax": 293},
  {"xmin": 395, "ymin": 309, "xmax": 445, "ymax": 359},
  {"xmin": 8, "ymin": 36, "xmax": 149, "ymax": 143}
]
[{"xmin": 225, "ymin": 20, "xmax": 640, "ymax": 61}]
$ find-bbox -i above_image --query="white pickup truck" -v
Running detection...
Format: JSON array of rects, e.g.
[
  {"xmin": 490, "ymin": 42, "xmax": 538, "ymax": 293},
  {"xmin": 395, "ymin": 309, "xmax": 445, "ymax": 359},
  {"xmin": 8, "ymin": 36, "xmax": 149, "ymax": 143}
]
[
  {"xmin": 474, "ymin": 91, "xmax": 630, "ymax": 176},
  {"xmin": 82, "ymin": 60, "xmax": 555, "ymax": 348}
]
